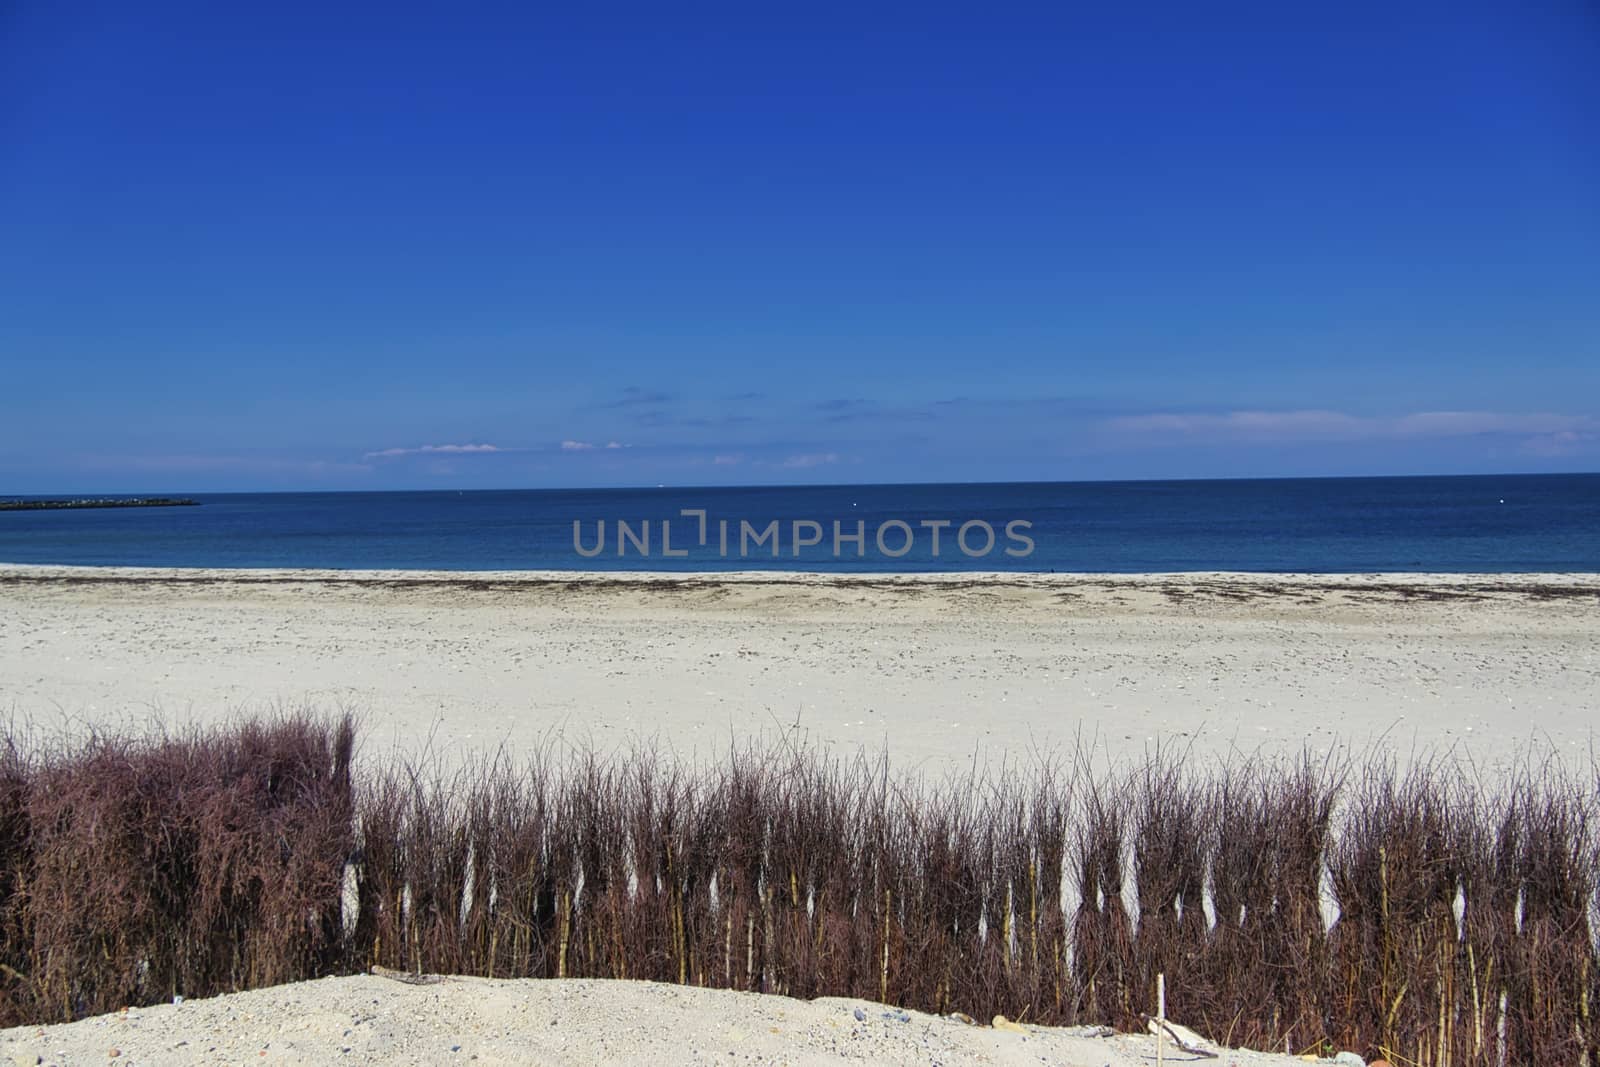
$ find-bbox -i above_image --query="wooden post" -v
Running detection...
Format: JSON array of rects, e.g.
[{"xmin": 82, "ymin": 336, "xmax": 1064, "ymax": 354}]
[{"xmin": 1157, "ymin": 972, "xmax": 1166, "ymax": 1067}]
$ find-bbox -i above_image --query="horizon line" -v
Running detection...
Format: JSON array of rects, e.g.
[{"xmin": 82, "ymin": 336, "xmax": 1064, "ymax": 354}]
[{"xmin": 6, "ymin": 468, "xmax": 1598, "ymax": 498}]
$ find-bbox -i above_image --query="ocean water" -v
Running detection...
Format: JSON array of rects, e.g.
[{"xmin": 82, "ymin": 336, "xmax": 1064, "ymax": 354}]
[{"xmin": 1, "ymin": 474, "xmax": 1597, "ymax": 572}]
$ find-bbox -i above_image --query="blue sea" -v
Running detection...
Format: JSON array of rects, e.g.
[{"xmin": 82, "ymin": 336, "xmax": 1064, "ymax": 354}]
[{"xmin": 1, "ymin": 474, "xmax": 1597, "ymax": 572}]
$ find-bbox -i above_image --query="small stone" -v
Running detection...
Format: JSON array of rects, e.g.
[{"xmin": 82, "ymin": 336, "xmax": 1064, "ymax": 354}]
[
  {"xmin": 108, "ymin": 1051, "xmax": 121, "ymax": 1060},
  {"xmin": 1332, "ymin": 1054, "xmax": 1365, "ymax": 1067}
]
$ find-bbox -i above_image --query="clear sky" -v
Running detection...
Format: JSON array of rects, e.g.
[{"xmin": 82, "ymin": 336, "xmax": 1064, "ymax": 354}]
[{"xmin": 3, "ymin": 1, "xmax": 1597, "ymax": 491}]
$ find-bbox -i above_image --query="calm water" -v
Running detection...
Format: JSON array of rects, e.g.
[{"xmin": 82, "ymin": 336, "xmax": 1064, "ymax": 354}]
[{"xmin": 1, "ymin": 475, "xmax": 1597, "ymax": 572}]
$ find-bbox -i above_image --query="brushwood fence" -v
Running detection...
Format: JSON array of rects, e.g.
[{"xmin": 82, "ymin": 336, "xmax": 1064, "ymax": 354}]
[{"xmin": 0, "ymin": 715, "xmax": 1593, "ymax": 1065}]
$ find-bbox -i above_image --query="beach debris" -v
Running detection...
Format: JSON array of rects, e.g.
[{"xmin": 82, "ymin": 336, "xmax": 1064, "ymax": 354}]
[
  {"xmin": 881, "ymin": 1010, "xmax": 911, "ymax": 1022},
  {"xmin": 991, "ymin": 1015, "xmax": 1027, "ymax": 1033},
  {"xmin": 1143, "ymin": 1014, "xmax": 1219, "ymax": 1058},
  {"xmin": 948, "ymin": 1012, "xmax": 977, "ymax": 1026},
  {"xmin": 1329, "ymin": 1053, "xmax": 1365, "ymax": 1066},
  {"xmin": 369, "ymin": 964, "xmax": 445, "ymax": 986}
]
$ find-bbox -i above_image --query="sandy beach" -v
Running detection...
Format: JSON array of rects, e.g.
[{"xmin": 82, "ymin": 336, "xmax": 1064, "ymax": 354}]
[{"xmin": 2, "ymin": 565, "xmax": 1597, "ymax": 772}]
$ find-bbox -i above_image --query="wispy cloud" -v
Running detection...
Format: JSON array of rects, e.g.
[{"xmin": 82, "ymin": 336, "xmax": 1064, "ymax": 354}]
[
  {"xmin": 677, "ymin": 414, "xmax": 757, "ymax": 428},
  {"xmin": 364, "ymin": 443, "xmax": 508, "ymax": 460},
  {"xmin": 561, "ymin": 439, "xmax": 625, "ymax": 451},
  {"xmin": 81, "ymin": 454, "xmax": 373, "ymax": 476},
  {"xmin": 598, "ymin": 386, "xmax": 673, "ymax": 408},
  {"xmin": 1520, "ymin": 430, "xmax": 1597, "ymax": 457},
  {"xmin": 781, "ymin": 451, "xmax": 842, "ymax": 469},
  {"xmin": 807, "ymin": 395, "xmax": 1098, "ymax": 426},
  {"xmin": 1104, "ymin": 410, "xmax": 1600, "ymax": 444}
]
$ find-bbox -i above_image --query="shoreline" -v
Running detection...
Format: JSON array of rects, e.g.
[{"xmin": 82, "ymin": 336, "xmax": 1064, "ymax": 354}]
[{"xmin": 5, "ymin": 561, "xmax": 1600, "ymax": 588}]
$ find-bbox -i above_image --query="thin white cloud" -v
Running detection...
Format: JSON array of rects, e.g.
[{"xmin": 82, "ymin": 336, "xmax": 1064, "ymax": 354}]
[
  {"xmin": 1104, "ymin": 410, "xmax": 1600, "ymax": 444},
  {"xmin": 1387, "ymin": 412, "xmax": 1599, "ymax": 438},
  {"xmin": 81, "ymin": 454, "xmax": 374, "ymax": 475},
  {"xmin": 712, "ymin": 454, "xmax": 743, "ymax": 465},
  {"xmin": 781, "ymin": 452, "xmax": 842, "ymax": 469},
  {"xmin": 1520, "ymin": 430, "xmax": 1596, "ymax": 457},
  {"xmin": 364, "ymin": 443, "xmax": 506, "ymax": 460},
  {"xmin": 562, "ymin": 439, "xmax": 627, "ymax": 451}
]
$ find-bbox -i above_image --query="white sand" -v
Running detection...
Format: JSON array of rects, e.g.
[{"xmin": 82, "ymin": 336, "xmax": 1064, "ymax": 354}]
[
  {"xmin": 0, "ymin": 973, "xmax": 1345, "ymax": 1066},
  {"xmin": 2, "ymin": 565, "xmax": 1597, "ymax": 773}
]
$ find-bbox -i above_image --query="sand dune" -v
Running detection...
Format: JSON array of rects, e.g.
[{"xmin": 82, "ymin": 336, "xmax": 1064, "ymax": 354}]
[{"xmin": 0, "ymin": 973, "xmax": 1357, "ymax": 1066}]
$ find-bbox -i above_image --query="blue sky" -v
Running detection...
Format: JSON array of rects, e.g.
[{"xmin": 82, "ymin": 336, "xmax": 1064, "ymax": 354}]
[{"xmin": 2, "ymin": 1, "xmax": 1597, "ymax": 491}]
